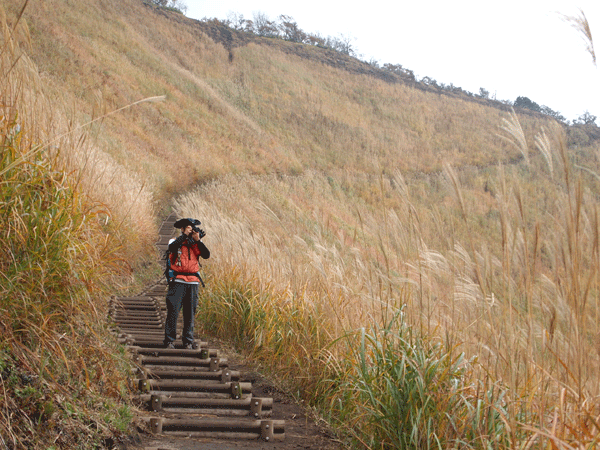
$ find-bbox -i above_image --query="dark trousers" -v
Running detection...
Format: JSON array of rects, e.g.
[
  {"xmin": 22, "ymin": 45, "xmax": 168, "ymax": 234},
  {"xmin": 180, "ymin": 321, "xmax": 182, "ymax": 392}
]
[{"xmin": 164, "ymin": 282, "xmax": 199, "ymax": 346}]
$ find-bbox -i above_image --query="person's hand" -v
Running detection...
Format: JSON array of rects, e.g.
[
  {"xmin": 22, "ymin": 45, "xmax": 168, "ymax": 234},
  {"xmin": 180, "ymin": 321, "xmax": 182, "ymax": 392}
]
[{"xmin": 192, "ymin": 230, "xmax": 201, "ymax": 241}]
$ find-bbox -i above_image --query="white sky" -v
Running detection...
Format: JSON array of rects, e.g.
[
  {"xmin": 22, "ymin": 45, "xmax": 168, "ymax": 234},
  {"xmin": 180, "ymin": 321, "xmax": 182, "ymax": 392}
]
[{"xmin": 185, "ymin": 0, "xmax": 600, "ymax": 122}]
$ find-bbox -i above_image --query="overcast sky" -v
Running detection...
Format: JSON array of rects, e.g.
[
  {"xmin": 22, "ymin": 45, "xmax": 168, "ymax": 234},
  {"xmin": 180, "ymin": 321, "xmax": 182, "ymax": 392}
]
[{"xmin": 184, "ymin": 0, "xmax": 600, "ymax": 122}]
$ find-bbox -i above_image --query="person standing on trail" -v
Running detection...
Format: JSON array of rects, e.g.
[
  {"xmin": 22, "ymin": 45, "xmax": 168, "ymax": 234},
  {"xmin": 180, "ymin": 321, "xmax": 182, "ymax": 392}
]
[{"xmin": 164, "ymin": 218, "xmax": 210, "ymax": 349}]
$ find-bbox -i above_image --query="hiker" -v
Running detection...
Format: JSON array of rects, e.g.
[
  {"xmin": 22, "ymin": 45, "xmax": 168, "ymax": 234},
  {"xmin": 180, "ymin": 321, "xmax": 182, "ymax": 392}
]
[{"xmin": 163, "ymin": 218, "xmax": 210, "ymax": 349}]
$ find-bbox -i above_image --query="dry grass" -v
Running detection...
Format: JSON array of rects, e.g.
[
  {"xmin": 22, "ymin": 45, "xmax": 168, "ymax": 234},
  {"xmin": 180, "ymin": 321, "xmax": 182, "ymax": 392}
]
[
  {"xmin": 174, "ymin": 122, "xmax": 600, "ymax": 446},
  {"xmin": 11, "ymin": 0, "xmax": 551, "ymax": 199},
  {"xmin": 0, "ymin": 4, "xmax": 157, "ymax": 448}
]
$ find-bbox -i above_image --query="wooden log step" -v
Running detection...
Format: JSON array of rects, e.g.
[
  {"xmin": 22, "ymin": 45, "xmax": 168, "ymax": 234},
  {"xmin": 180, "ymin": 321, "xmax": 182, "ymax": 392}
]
[
  {"xmin": 138, "ymin": 379, "xmax": 251, "ymax": 394},
  {"xmin": 111, "ymin": 300, "xmax": 158, "ymax": 307},
  {"xmin": 112, "ymin": 318, "xmax": 164, "ymax": 325},
  {"xmin": 135, "ymin": 355, "xmax": 227, "ymax": 368},
  {"xmin": 118, "ymin": 330, "xmax": 167, "ymax": 337},
  {"xmin": 112, "ymin": 318, "xmax": 165, "ymax": 327},
  {"xmin": 118, "ymin": 335, "xmax": 167, "ymax": 343},
  {"xmin": 113, "ymin": 317, "xmax": 163, "ymax": 325},
  {"xmin": 150, "ymin": 417, "xmax": 285, "ymax": 441},
  {"xmin": 149, "ymin": 407, "xmax": 272, "ymax": 417},
  {"xmin": 158, "ymin": 395, "xmax": 271, "ymax": 408},
  {"xmin": 118, "ymin": 331, "xmax": 168, "ymax": 339},
  {"xmin": 121, "ymin": 338, "xmax": 206, "ymax": 347},
  {"xmin": 139, "ymin": 390, "xmax": 250, "ymax": 401},
  {"xmin": 109, "ymin": 295, "xmax": 156, "ymax": 306},
  {"xmin": 113, "ymin": 320, "xmax": 164, "ymax": 328},
  {"xmin": 113, "ymin": 310, "xmax": 160, "ymax": 317},
  {"xmin": 131, "ymin": 347, "xmax": 214, "ymax": 358},
  {"xmin": 111, "ymin": 310, "xmax": 162, "ymax": 317},
  {"xmin": 111, "ymin": 297, "xmax": 157, "ymax": 304},
  {"xmin": 138, "ymin": 366, "xmax": 237, "ymax": 380},
  {"xmin": 112, "ymin": 306, "xmax": 159, "ymax": 312},
  {"xmin": 116, "ymin": 323, "xmax": 163, "ymax": 330},
  {"xmin": 113, "ymin": 296, "xmax": 158, "ymax": 302},
  {"xmin": 111, "ymin": 304, "xmax": 158, "ymax": 311}
]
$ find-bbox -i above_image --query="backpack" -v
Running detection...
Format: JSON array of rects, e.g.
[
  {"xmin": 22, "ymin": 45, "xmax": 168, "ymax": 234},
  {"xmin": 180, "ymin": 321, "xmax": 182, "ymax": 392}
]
[
  {"xmin": 164, "ymin": 249, "xmax": 177, "ymax": 285},
  {"xmin": 164, "ymin": 248, "xmax": 205, "ymax": 287}
]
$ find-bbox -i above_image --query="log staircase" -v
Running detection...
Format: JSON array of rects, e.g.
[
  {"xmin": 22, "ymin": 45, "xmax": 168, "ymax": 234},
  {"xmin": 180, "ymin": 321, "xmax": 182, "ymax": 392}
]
[{"xmin": 109, "ymin": 215, "xmax": 285, "ymax": 442}]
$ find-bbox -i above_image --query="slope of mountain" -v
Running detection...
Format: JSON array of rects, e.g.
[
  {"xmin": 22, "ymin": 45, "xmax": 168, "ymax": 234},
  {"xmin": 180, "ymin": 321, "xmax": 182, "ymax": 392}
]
[
  {"xmin": 12, "ymin": 0, "xmax": 556, "ymax": 200},
  {"xmin": 5, "ymin": 0, "xmax": 597, "ymax": 448}
]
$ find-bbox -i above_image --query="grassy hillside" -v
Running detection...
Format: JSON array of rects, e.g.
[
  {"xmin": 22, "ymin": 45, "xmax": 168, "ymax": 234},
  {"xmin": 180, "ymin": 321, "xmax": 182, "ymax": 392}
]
[
  {"xmin": 3, "ymin": 0, "xmax": 600, "ymax": 448},
  {"xmin": 9, "ymin": 0, "xmax": 551, "ymax": 194}
]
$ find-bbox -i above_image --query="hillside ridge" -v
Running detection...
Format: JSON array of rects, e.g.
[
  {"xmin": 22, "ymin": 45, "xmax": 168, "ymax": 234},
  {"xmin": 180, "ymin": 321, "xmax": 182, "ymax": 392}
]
[{"xmin": 179, "ymin": 11, "xmax": 573, "ymax": 124}]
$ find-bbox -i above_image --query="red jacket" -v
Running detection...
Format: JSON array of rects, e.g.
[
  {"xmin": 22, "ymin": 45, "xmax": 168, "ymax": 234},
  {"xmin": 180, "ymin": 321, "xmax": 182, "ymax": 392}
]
[{"xmin": 168, "ymin": 235, "xmax": 210, "ymax": 283}]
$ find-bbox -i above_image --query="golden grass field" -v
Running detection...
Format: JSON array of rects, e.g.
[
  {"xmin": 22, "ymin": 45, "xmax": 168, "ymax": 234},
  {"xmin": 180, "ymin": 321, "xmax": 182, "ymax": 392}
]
[{"xmin": 2, "ymin": 0, "xmax": 600, "ymax": 448}]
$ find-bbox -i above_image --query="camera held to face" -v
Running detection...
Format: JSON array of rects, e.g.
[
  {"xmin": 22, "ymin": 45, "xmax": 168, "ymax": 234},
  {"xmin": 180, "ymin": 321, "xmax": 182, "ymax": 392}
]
[
  {"xmin": 173, "ymin": 217, "xmax": 206, "ymax": 241},
  {"xmin": 185, "ymin": 218, "xmax": 205, "ymax": 240},
  {"xmin": 174, "ymin": 217, "xmax": 206, "ymax": 240},
  {"xmin": 191, "ymin": 224, "xmax": 206, "ymax": 239}
]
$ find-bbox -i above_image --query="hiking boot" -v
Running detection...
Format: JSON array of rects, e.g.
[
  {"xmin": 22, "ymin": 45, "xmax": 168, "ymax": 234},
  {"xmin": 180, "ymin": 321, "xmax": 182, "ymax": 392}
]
[{"xmin": 165, "ymin": 342, "xmax": 175, "ymax": 349}]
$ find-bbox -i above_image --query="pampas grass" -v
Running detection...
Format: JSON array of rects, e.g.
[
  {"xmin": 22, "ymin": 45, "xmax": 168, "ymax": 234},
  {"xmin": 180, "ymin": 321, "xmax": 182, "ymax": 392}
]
[{"xmin": 174, "ymin": 117, "xmax": 600, "ymax": 447}]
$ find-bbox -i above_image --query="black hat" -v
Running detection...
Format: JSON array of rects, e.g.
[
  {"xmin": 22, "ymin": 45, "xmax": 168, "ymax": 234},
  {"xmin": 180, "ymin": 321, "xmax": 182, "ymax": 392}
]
[{"xmin": 174, "ymin": 217, "xmax": 201, "ymax": 228}]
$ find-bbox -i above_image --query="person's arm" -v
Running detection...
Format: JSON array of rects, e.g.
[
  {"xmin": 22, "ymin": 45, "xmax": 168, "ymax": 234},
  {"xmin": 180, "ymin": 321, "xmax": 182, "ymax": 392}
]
[
  {"xmin": 168, "ymin": 234, "xmax": 187, "ymax": 253},
  {"xmin": 196, "ymin": 241, "xmax": 210, "ymax": 259},
  {"xmin": 190, "ymin": 230, "xmax": 210, "ymax": 259}
]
